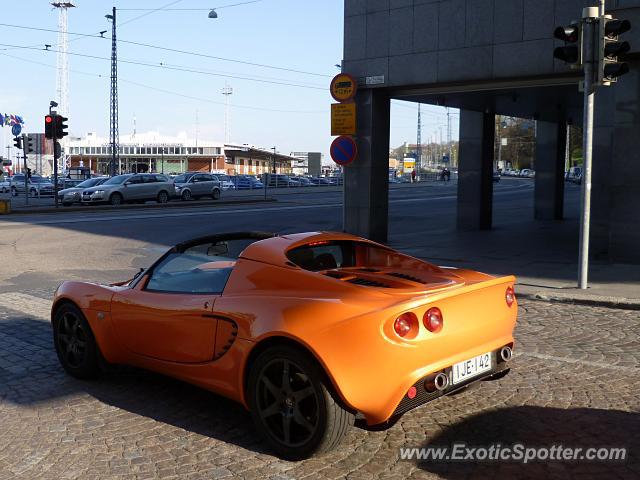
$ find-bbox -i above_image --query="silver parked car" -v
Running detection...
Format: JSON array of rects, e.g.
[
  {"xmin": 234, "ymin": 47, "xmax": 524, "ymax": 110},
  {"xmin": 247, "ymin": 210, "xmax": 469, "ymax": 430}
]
[
  {"xmin": 58, "ymin": 176, "xmax": 109, "ymax": 206},
  {"xmin": 10, "ymin": 174, "xmax": 55, "ymax": 197},
  {"xmin": 0, "ymin": 176, "xmax": 10, "ymax": 193},
  {"xmin": 81, "ymin": 173, "xmax": 174, "ymax": 206},
  {"xmin": 173, "ymin": 172, "xmax": 222, "ymax": 201}
]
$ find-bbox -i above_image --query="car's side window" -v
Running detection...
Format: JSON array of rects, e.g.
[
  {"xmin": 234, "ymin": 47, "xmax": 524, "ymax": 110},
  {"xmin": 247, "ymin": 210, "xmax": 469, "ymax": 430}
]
[
  {"xmin": 146, "ymin": 251, "xmax": 235, "ymax": 294},
  {"xmin": 128, "ymin": 176, "xmax": 143, "ymax": 185}
]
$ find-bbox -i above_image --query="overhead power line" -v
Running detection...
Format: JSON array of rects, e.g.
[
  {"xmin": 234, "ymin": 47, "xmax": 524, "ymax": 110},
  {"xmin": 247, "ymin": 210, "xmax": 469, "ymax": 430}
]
[
  {"xmin": 0, "ymin": 21, "xmax": 330, "ymax": 78},
  {"xmin": 0, "ymin": 43, "xmax": 326, "ymax": 90},
  {"xmin": 0, "ymin": 51, "xmax": 324, "ymax": 114}
]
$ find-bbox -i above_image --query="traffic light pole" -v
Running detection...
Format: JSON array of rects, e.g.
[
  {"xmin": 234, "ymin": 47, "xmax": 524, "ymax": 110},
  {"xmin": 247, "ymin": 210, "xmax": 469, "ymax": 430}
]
[
  {"xmin": 578, "ymin": 8, "xmax": 599, "ymax": 290},
  {"xmin": 51, "ymin": 107, "xmax": 59, "ymax": 208},
  {"xmin": 22, "ymin": 134, "xmax": 29, "ymax": 206}
]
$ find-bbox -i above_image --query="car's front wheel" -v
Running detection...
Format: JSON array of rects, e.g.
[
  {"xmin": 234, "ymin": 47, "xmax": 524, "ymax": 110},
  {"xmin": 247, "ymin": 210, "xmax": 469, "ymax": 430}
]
[
  {"xmin": 181, "ymin": 189, "xmax": 192, "ymax": 201},
  {"xmin": 247, "ymin": 345, "xmax": 353, "ymax": 460},
  {"xmin": 157, "ymin": 191, "xmax": 169, "ymax": 204},
  {"xmin": 52, "ymin": 303, "xmax": 100, "ymax": 379},
  {"xmin": 109, "ymin": 193, "xmax": 123, "ymax": 206},
  {"xmin": 212, "ymin": 189, "xmax": 221, "ymax": 200},
  {"xmin": 10, "ymin": 187, "xmax": 17, "ymax": 197}
]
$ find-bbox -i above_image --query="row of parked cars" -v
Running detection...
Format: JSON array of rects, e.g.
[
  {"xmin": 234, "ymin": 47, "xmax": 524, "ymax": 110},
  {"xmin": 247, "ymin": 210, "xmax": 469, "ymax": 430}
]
[
  {"xmin": 501, "ymin": 168, "xmax": 535, "ymax": 178},
  {"xmin": 0, "ymin": 171, "xmax": 346, "ymax": 206}
]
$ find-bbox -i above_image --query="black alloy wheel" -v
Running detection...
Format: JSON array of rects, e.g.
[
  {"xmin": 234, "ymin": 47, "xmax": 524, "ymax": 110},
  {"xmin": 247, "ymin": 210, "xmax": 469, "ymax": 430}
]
[
  {"xmin": 53, "ymin": 303, "xmax": 100, "ymax": 379},
  {"xmin": 248, "ymin": 346, "xmax": 353, "ymax": 460},
  {"xmin": 181, "ymin": 189, "xmax": 192, "ymax": 201}
]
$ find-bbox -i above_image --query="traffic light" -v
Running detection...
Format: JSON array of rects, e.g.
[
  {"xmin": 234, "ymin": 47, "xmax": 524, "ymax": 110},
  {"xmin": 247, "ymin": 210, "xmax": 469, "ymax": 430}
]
[
  {"xmin": 554, "ymin": 23, "xmax": 582, "ymax": 67},
  {"xmin": 13, "ymin": 136, "xmax": 22, "ymax": 150},
  {"xmin": 27, "ymin": 168, "xmax": 32, "ymax": 179},
  {"xmin": 25, "ymin": 134, "xmax": 35, "ymax": 154},
  {"xmin": 54, "ymin": 141, "xmax": 62, "ymax": 159},
  {"xmin": 45, "ymin": 115, "xmax": 55, "ymax": 139},
  {"xmin": 54, "ymin": 115, "xmax": 68, "ymax": 139},
  {"xmin": 598, "ymin": 16, "xmax": 631, "ymax": 85}
]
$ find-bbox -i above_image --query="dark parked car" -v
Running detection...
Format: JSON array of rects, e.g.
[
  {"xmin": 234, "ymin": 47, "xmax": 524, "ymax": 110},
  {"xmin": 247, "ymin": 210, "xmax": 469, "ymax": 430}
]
[
  {"xmin": 309, "ymin": 177, "xmax": 331, "ymax": 185},
  {"xmin": 235, "ymin": 175, "xmax": 264, "ymax": 190},
  {"xmin": 267, "ymin": 174, "xmax": 300, "ymax": 187}
]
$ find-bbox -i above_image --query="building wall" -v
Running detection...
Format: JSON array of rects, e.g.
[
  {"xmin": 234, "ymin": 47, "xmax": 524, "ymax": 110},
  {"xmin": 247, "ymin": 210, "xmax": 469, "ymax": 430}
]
[{"xmin": 343, "ymin": 0, "xmax": 640, "ymax": 89}]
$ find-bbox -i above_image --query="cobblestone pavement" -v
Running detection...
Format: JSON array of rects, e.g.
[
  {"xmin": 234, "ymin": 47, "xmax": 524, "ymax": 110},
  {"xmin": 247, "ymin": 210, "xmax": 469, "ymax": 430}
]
[{"xmin": 0, "ymin": 292, "xmax": 638, "ymax": 480}]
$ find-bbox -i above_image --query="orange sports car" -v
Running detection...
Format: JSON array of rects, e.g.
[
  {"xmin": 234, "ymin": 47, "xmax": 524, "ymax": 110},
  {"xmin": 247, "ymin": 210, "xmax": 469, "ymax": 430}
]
[{"xmin": 51, "ymin": 231, "xmax": 517, "ymax": 459}]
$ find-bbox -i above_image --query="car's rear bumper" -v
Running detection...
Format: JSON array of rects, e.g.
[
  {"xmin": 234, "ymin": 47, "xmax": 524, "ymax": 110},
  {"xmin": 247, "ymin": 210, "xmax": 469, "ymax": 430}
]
[{"xmin": 389, "ymin": 344, "xmax": 513, "ymax": 421}]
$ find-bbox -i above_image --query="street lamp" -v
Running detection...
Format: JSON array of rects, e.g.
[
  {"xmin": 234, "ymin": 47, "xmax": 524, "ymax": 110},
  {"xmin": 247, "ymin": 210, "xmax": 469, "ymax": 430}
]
[{"xmin": 208, "ymin": 9, "xmax": 218, "ymax": 18}]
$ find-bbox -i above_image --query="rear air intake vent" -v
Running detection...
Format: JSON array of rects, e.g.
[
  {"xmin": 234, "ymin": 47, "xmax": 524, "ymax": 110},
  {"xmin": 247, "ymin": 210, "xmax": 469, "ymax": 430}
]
[
  {"xmin": 387, "ymin": 272, "xmax": 426, "ymax": 284},
  {"xmin": 347, "ymin": 277, "xmax": 390, "ymax": 288},
  {"xmin": 324, "ymin": 271, "xmax": 348, "ymax": 279}
]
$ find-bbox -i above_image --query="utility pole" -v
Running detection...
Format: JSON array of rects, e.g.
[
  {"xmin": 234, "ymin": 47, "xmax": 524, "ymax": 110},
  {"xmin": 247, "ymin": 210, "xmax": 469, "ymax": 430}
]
[
  {"xmin": 222, "ymin": 83, "xmax": 233, "ymax": 144},
  {"xmin": 578, "ymin": 8, "xmax": 598, "ymax": 289},
  {"xmin": 106, "ymin": 7, "xmax": 119, "ymax": 176},
  {"xmin": 447, "ymin": 107, "xmax": 452, "ymax": 165},
  {"xmin": 416, "ymin": 104, "xmax": 422, "ymax": 176}
]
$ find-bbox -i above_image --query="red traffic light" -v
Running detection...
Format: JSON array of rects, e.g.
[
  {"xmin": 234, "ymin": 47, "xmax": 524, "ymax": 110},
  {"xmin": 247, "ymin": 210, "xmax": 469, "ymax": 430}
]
[{"xmin": 45, "ymin": 115, "xmax": 53, "ymax": 124}]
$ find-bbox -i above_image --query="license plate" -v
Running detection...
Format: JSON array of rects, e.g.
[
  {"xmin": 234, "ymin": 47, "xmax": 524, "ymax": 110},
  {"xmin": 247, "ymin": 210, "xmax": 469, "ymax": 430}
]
[{"xmin": 451, "ymin": 352, "xmax": 492, "ymax": 385}]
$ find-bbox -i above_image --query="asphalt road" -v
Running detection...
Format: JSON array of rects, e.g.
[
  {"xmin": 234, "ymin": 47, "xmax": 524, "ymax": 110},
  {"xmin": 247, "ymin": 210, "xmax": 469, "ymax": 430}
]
[{"xmin": 0, "ymin": 178, "xmax": 548, "ymax": 293}]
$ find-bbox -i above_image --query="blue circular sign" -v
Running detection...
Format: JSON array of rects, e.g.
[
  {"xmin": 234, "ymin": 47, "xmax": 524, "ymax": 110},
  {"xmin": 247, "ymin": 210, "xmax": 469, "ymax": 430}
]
[
  {"xmin": 11, "ymin": 124, "xmax": 22, "ymax": 136},
  {"xmin": 330, "ymin": 136, "xmax": 357, "ymax": 166}
]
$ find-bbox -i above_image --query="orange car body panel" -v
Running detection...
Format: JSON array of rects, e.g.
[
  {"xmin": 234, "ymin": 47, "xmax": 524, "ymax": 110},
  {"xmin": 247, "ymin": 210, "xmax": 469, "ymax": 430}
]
[{"xmin": 52, "ymin": 232, "xmax": 517, "ymax": 425}]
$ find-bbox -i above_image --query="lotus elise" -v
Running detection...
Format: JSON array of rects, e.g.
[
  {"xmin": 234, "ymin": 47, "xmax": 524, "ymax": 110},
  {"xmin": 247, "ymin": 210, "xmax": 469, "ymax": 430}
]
[{"xmin": 51, "ymin": 231, "xmax": 517, "ymax": 459}]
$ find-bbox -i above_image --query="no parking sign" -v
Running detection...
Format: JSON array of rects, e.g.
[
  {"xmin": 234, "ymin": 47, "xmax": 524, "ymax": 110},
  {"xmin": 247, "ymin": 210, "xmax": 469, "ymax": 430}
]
[{"xmin": 330, "ymin": 136, "xmax": 357, "ymax": 166}]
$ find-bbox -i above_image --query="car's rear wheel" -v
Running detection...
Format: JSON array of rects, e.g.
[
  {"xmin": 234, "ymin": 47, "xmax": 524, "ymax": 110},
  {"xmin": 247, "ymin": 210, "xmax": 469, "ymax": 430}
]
[
  {"xmin": 52, "ymin": 303, "xmax": 100, "ymax": 379},
  {"xmin": 157, "ymin": 191, "xmax": 169, "ymax": 204},
  {"xmin": 11, "ymin": 187, "xmax": 17, "ymax": 197},
  {"xmin": 212, "ymin": 189, "xmax": 221, "ymax": 200},
  {"xmin": 181, "ymin": 189, "xmax": 192, "ymax": 201},
  {"xmin": 109, "ymin": 193, "xmax": 123, "ymax": 206},
  {"xmin": 247, "ymin": 345, "xmax": 353, "ymax": 460}
]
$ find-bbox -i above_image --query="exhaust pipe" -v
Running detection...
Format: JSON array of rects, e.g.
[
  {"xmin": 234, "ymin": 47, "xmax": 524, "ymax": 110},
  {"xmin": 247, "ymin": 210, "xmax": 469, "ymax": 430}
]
[
  {"xmin": 434, "ymin": 373, "xmax": 449, "ymax": 391},
  {"xmin": 500, "ymin": 346, "xmax": 513, "ymax": 362}
]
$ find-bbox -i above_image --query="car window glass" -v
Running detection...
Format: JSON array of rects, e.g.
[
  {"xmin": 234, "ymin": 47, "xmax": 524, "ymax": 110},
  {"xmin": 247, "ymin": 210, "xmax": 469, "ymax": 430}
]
[
  {"xmin": 155, "ymin": 175, "xmax": 168, "ymax": 182},
  {"xmin": 128, "ymin": 176, "xmax": 143, "ymax": 185},
  {"xmin": 146, "ymin": 251, "xmax": 235, "ymax": 294}
]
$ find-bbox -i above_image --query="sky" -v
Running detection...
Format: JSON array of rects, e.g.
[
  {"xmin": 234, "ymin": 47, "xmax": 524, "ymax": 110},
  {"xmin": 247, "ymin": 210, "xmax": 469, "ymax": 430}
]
[{"xmin": 0, "ymin": 0, "xmax": 458, "ymax": 162}]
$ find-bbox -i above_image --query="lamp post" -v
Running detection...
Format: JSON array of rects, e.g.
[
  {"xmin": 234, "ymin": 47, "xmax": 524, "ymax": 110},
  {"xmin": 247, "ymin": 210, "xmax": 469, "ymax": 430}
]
[{"xmin": 160, "ymin": 147, "xmax": 166, "ymax": 174}]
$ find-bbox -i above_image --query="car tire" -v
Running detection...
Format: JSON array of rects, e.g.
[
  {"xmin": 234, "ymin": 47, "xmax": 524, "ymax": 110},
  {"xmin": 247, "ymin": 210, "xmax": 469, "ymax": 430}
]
[
  {"xmin": 247, "ymin": 345, "xmax": 353, "ymax": 460},
  {"xmin": 52, "ymin": 303, "xmax": 100, "ymax": 379},
  {"xmin": 10, "ymin": 187, "xmax": 17, "ymax": 197},
  {"xmin": 212, "ymin": 189, "xmax": 221, "ymax": 200},
  {"xmin": 109, "ymin": 193, "xmax": 123, "ymax": 206},
  {"xmin": 29, "ymin": 188, "xmax": 37, "ymax": 198},
  {"xmin": 157, "ymin": 191, "xmax": 169, "ymax": 204},
  {"xmin": 181, "ymin": 189, "xmax": 192, "ymax": 201}
]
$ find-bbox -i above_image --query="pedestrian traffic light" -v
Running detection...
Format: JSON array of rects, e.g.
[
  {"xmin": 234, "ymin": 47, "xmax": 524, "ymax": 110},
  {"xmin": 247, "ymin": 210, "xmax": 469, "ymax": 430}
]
[
  {"xmin": 45, "ymin": 115, "xmax": 55, "ymax": 139},
  {"xmin": 553, "ymin": 23, "xmax": 582, "ymax": 67},
  {"xmin": 598, "ymin": 16, "xmax": 631, "ymax": 85},
  {"xmin": 25, "ymin": 134, "xmax": 35, "ymax": 154},
  {"xmin": 54, "ymin": 115, "xmax": 68, "ymax": 139},
  {"xmin": 13, "ymin": 136, "xmax": 22, "ymax": 150}
]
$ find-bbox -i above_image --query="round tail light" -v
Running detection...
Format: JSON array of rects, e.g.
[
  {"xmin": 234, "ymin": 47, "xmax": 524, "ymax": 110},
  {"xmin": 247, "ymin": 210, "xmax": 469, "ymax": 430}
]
[
  {"xmin": 505, "ymin": 286, "xmax": 515, "ymax": 307},
  {"xmin": 423, "ymin": 307, "xmax": 443, "ymax": 333},
  {"xmin": 394, "ymin": 312, "xmax": 418, "ymax": 339}
]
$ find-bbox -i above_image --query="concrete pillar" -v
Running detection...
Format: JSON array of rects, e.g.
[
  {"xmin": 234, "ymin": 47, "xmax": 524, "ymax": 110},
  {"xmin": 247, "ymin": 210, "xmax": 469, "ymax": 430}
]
[
  {"xmin": 343, "ymin": 89, "xmax": 390, "ymax": 242},
  {"xmin": 456, "ymin": 110, "xmax": 494, "ymax": 230},
  {"xmin": 534, "ymin": 121, "xmax": 566, "ymax": 220}
]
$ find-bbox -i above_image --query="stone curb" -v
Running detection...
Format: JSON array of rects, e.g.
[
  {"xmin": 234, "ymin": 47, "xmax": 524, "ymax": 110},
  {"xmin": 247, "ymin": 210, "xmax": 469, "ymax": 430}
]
[{"xmin": 518, "ymin": 292, "xmax": 640, "ymax": 311}]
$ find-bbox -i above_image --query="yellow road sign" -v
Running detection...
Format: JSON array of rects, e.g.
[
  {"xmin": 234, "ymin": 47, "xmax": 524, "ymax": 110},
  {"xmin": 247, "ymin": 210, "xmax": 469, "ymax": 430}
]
[
  {"xmin": 331, "ymin": 103, "xmax": 356, "ymax": 136},
  {"xmin": 330, "ymin": 73, "xmax": 357, "ymax": 102}
]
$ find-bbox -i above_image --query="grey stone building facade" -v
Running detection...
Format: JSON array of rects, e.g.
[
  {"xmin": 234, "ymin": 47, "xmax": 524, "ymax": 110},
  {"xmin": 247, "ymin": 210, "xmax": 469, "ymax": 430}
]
[{"xmin": 342, "ymin": 0, "xmax": 640, "ymax": 262}]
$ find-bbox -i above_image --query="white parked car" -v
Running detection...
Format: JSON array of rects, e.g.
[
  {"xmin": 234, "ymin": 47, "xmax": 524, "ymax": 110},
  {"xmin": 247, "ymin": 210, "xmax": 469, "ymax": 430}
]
[{"xmin": 0, "ymin": 176, "xmax": 10, "ymax": 193}]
